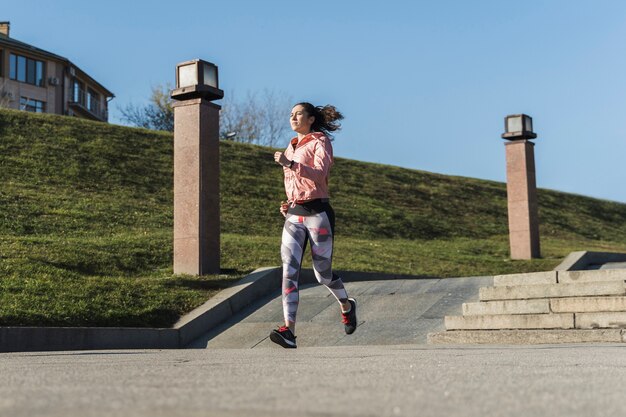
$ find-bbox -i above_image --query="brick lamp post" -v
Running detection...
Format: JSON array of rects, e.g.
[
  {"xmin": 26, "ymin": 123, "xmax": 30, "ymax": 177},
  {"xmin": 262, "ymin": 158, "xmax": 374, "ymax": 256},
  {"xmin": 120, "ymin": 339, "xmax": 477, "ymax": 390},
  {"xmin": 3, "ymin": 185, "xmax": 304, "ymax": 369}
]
[
  {"xmin": 502, "ymin": 114, "xmax": 541, "ymax": 260},
  {"xmin": 170, "ymin": 59, "xmax": 224, "ymax": 275}
]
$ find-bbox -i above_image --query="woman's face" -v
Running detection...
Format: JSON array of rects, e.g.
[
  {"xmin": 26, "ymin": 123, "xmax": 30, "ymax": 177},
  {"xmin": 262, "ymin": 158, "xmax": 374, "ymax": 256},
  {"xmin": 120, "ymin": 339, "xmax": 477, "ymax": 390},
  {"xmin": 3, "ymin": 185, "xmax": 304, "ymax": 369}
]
[{"xmin": 290, "ymin": 105, "xmax": 315, "ymax": 134}]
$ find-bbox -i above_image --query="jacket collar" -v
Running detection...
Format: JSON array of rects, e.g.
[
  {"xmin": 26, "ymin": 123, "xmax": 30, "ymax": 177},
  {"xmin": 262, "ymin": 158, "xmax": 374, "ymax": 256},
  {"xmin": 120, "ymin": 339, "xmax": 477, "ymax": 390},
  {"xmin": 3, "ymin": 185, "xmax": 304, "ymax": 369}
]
[{"xmin": 291, "ymin": 132, "xmax": 325, "ymax": 149}]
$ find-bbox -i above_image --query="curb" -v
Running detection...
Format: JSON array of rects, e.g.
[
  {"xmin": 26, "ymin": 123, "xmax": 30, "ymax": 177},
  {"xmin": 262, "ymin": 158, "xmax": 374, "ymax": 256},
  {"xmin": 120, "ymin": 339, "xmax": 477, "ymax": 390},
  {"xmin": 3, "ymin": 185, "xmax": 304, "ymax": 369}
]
[
  {"xmin": 0, "ymin": 267, "xmax": 434, "ymax": 353},
  {"xmin": 0, "ymin": 327, "xmax": 180, "ymax": 352},
  {"xmin": 174, "ymin": 267, "xmax": 282, "ymax": 347}
]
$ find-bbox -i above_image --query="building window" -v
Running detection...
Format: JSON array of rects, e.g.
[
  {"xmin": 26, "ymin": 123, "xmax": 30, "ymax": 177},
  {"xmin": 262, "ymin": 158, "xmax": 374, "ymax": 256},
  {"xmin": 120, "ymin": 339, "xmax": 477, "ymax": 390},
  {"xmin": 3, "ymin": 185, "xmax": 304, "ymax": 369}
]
[
  {"xmin": 87, "ymin": 88, "xmax": 100, "ymax": 113},
  {"xmin": 72, "ymin": 79, "xmax": 84, "ymax": 104},
  {"xmin": 9, "ymin": 54, "xmax": 16, "ymax": 79},
  {"xmin": 36, "ymin": 61, "xmax": 44, "ymax": 85},
  {"xmin": 10, "ymin": 53, "xmax": 45, "ymax": 86},
  {"xmin": 20, "ymin": 97, "xmax": 45, "ymax": 113}
]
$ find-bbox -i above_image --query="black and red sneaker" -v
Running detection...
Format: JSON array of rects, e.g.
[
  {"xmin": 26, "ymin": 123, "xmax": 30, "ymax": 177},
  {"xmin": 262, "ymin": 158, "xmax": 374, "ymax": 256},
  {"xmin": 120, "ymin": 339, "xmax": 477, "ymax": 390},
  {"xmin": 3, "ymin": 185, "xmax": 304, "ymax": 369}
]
[
  {"xmin": 342, "ymin": 298, "xmax": 357, "ymax": 334},
  {"xmin": 270, "ymin": 326, "xmax": 297, "ymax": 349}
]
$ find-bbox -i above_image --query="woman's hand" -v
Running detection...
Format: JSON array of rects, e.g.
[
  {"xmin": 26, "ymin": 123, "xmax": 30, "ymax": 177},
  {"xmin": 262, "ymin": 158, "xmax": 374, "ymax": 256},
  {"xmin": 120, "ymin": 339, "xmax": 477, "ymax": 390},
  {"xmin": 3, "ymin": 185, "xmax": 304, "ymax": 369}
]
[
  {"xmin": 274, "ymin": 152, "xmax": 291, "ymax": 167},
  {"xmin": 280, "ymin": 201, "xmax": 289, "ymax": 217}
]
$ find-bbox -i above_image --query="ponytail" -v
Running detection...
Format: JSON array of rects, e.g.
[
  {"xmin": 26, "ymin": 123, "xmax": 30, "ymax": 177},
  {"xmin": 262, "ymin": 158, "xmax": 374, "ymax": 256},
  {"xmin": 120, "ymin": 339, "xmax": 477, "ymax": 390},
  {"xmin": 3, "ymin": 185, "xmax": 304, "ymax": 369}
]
[{"xmin": 295, "ymin": 102, "xmax": 344, "ymax": 139}]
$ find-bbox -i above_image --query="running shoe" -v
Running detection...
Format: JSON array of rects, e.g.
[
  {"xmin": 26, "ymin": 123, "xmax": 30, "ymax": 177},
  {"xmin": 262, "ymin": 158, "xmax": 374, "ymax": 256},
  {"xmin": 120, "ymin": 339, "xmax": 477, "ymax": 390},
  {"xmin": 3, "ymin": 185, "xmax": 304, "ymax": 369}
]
[
  {"xmin": 270, "ymin": 325, "xmax": 297, "ymax": 348},
  {"xmin": 342, "ymin": 298, "xmax": 357, "ymax": 334}
]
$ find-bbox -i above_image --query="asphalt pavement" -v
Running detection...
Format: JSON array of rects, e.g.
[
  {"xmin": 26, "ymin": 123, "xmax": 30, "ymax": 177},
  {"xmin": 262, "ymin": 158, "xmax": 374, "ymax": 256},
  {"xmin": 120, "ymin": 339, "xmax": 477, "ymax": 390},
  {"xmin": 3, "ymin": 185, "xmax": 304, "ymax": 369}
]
[{"xmin": 2, "ymin": 344, "xmax": 626, "ymax": 417}]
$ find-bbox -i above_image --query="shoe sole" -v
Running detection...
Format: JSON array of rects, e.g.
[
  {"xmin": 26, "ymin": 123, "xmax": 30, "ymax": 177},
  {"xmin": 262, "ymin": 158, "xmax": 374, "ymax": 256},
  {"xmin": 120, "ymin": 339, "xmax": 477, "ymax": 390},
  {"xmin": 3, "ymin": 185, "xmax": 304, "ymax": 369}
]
[{"xmin": 270, "ymin": 331, "xmax": 297, "ymax": 349}]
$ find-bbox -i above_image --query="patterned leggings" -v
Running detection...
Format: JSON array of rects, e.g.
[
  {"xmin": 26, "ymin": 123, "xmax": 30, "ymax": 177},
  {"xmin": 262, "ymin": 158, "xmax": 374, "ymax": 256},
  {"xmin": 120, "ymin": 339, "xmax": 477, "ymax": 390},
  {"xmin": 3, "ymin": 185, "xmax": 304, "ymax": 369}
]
[{"xmin": 280, "ymin": 210, "xmax": 348, "ymax": 324}]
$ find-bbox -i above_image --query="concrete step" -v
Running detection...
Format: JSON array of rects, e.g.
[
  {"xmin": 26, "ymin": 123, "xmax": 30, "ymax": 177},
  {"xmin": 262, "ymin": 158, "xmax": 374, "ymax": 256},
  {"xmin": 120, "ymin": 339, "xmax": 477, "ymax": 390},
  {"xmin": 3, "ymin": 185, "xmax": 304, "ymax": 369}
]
[
  {"xmin": 480, "ymin": 280, "xmax": 626, "ymax": 301},
  {"xmin": 447, "ymin": 311, "xmax": 626, "ymax": 331},
  {"xmin": 465, "ymin": 296, "xmax": 626, "ymax": 316},
  {"xmin": 492, "ymin": 269, "xmax": 626, "ymax": 288},
  {"xmin": 559, "ymin": 269, "xmax": 626, "ymax": 284},
  {"xmin": 428, "ymin": 329, "xmax": 625, "ymax": 344},
  {"xmin": 576, "ymin": 312, "xmax": 626, "ymax": 329},
  {"xmin": 493, "ymin": 271, "xmax": 556, "ymax": 287},
  {"xmin": 445, "ymin": 313, "xmax": 574, "ymax": 330},
  {"xmin": 462, "ymin": 299, "xmax": 550, "ymax": 316},
  {"xmin": 551, "ymin": 296, "xmax": 626, "ymax": 313}
]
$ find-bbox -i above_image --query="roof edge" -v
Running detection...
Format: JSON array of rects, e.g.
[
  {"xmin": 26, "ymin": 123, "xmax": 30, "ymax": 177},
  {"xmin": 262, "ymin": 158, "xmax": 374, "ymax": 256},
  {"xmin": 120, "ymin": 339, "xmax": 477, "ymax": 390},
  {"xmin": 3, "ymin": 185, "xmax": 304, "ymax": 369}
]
[{"xmin": 0, "ymin": 34, "xmax": 114, "ymax": 98}]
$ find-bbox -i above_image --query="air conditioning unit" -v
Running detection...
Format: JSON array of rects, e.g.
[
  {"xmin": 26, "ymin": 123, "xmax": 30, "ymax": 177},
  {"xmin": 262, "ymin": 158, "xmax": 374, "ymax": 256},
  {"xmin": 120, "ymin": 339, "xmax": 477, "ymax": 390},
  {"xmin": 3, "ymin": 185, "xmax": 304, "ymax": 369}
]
[
  {"xmin": 1, "ymin": 91, "xmax": 14, "ymax": 99},
  {"xmin": 48, "ymin": 77, "xmax": 60, "ymax": 86}
]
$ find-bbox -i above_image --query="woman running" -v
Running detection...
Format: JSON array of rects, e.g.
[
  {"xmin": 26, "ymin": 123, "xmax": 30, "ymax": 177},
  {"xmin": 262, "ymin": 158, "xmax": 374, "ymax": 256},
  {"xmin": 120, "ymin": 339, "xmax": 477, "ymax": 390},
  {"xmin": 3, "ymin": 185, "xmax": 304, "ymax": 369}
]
[{"xmin": 270, "ymin": 102, "xmax": 357, "ymax": 349}]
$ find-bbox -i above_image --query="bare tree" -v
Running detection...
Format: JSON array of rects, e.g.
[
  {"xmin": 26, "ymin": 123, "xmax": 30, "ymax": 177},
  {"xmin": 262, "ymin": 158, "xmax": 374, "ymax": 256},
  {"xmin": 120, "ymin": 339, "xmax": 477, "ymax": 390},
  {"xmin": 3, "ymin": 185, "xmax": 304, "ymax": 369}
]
[
  {"xmin": 219, "ymin": 90, "xmax": 263, "ymax": 144},
  {"xmin": 119, "ymin": 84, "xmax": 292, "ymax": 147},
  {"xmin": 119, "ymin": 83, "xmax": 174, "ymax": 131},
  {"xmin": 259, "ymin": 88, "xmax": 293, "ymax": 147},
  {"xmin": 220, "ymin": 89, "xmax": 292, "ymax": 147}
]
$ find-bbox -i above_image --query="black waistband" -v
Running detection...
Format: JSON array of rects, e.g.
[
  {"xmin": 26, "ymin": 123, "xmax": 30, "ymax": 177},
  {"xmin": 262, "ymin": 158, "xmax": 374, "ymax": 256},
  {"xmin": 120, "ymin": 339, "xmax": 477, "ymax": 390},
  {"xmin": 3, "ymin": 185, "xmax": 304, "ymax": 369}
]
[{"xmin": 287, "ymin": 199, "xmax": 331, "ymax": 216}]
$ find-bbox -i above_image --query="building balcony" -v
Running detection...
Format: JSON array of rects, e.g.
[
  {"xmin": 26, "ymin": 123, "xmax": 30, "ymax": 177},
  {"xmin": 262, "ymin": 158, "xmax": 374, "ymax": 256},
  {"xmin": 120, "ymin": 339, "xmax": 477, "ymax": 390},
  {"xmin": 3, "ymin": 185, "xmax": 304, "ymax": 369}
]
[{"xmin": 68, "ymin": 99, "xmax": 108, "ymax": 122}]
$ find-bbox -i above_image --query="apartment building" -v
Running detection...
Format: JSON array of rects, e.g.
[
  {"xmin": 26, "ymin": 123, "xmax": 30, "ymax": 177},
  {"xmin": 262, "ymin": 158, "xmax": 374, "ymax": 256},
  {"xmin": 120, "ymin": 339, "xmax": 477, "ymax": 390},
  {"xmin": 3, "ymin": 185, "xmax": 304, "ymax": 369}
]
[{"xmin": 0, "ymin": 21, "xmax": 114, "ymax": 122}]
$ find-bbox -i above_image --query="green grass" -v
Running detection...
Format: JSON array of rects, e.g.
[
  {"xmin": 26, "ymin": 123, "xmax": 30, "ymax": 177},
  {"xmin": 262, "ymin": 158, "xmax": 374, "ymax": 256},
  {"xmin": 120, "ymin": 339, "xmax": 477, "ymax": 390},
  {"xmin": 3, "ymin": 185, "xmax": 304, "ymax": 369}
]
[{"xmin": 2, "ymin": 108, "xmax": 626, "ymax": 327}]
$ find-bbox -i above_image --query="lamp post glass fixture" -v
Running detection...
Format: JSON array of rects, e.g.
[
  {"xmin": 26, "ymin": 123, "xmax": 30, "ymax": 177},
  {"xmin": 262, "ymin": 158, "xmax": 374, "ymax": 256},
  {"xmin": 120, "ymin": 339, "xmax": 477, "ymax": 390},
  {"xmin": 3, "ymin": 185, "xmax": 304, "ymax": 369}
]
[
  {"xmin": 172, "ymin": 59, "xmax": 224, "ymax": 101},
  {"xmin": 502, "ymin": 114, "xmax": 536, "ymax": 140}
]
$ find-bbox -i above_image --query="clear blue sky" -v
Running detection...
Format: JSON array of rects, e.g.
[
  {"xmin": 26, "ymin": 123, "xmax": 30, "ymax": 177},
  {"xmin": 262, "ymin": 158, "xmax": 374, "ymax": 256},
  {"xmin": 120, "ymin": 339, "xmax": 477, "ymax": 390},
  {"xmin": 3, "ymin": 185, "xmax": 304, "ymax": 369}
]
[{"xmin": 5, "ymin": 0, "xmax": 626, "ymax": 202}]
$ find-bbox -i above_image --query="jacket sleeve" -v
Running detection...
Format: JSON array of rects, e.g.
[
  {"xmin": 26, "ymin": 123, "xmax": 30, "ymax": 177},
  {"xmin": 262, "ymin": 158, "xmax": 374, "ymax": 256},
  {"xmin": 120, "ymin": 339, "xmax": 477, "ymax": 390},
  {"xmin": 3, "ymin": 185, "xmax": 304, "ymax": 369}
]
[{"xmin": 293, "ymin": 140, "xmax": 332, "ymax": 183}]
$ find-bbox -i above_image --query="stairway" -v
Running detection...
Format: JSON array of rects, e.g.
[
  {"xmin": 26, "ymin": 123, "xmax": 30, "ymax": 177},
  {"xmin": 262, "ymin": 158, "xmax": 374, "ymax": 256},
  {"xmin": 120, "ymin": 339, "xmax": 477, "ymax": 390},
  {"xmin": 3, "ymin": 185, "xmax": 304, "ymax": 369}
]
[{"xmin": 428, "ymin": 269, "xmax": 626, "ymax": 344}]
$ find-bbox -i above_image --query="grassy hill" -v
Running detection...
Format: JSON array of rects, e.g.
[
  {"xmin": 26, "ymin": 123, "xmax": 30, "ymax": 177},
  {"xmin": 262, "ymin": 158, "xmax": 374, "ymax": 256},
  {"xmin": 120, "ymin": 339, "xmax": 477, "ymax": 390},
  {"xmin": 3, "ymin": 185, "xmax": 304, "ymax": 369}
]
[{"xmin": 2, "ymin": 108, "xmax": 626, "ymax": 327}]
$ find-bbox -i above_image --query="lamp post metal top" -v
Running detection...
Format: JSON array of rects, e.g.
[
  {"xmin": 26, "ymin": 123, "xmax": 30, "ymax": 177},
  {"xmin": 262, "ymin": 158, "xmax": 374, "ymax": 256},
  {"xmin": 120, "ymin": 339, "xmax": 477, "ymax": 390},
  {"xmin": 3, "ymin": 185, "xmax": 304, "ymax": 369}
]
[
  {"xmin": 171, "ymin": 58, "xmax": 224, "ymax": 102},
  {"xmin": 501, "ymin": 114, "xmax": 537, "ymax": 141}
]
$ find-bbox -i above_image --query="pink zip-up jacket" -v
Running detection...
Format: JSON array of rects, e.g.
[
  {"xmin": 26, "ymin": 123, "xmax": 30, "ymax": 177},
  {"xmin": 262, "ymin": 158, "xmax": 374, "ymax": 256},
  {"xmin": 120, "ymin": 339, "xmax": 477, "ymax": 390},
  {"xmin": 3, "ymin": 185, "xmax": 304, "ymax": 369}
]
[{"xmin": 282, "ymin": 132, "xmax": 333, "ymax": 205}]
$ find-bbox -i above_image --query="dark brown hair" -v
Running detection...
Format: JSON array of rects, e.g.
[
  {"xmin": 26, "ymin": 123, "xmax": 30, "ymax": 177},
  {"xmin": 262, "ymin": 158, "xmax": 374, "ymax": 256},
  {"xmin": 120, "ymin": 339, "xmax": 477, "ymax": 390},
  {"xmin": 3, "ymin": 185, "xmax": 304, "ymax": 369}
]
[{"xmin": 294, "ymin": 102, "xmax": 344, "ymax": 138}]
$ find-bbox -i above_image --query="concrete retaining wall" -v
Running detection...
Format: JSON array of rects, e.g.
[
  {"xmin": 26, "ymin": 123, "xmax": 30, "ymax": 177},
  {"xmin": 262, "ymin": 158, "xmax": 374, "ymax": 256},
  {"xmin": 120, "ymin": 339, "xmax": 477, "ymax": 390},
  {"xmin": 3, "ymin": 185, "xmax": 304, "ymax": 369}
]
[{"xmin": 553, "ymin": 251, "xmax": 626, "ymax": 271}]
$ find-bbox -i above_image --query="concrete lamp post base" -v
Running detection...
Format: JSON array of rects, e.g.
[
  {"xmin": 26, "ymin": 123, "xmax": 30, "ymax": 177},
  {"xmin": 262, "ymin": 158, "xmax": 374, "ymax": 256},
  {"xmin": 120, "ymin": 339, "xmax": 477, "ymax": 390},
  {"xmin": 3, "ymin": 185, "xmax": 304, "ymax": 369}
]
[
  {"xmin": 505, "ymin": 139, "xmax": 541, "ymax": 260},
  {"xmin": 173, "ymin": 98, "xmax": 221, "ymax": 275}
]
